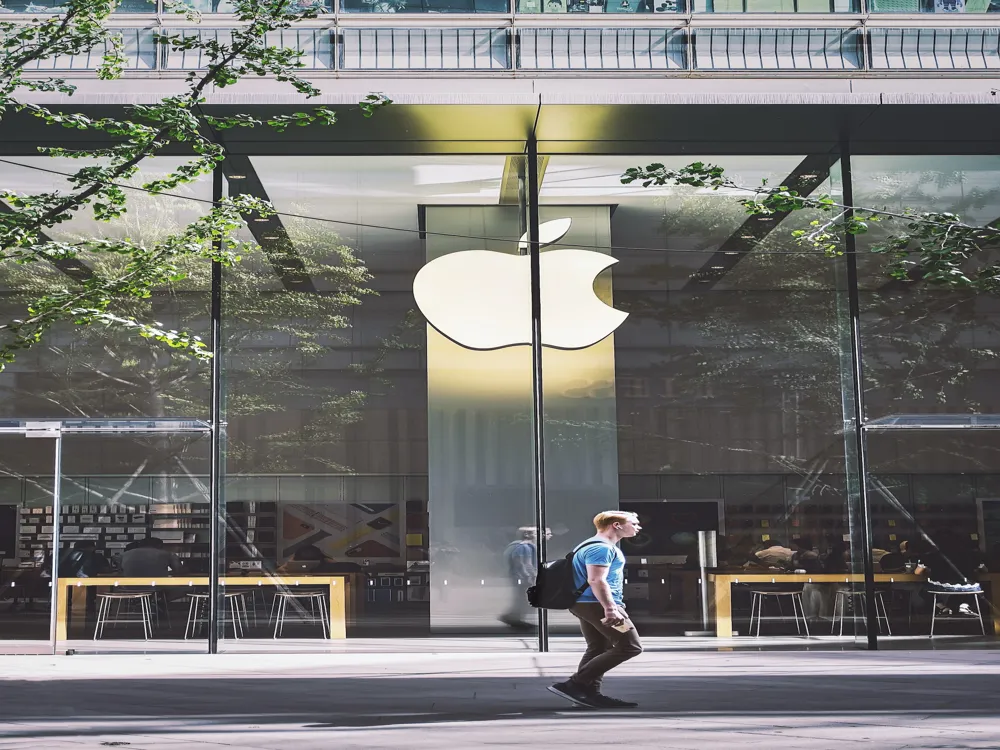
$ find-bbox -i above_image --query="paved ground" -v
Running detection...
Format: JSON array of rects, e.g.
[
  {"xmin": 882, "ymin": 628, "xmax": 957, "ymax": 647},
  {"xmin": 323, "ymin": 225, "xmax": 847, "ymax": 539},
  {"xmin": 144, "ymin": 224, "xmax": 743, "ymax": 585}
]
[{"xmin": 2, "ymin": 648, "xmax": 1000, "ymax": 749}]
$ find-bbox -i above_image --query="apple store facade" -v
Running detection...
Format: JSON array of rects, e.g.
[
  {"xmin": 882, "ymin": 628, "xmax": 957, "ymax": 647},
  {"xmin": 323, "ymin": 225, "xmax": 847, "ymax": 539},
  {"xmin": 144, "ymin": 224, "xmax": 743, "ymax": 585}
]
[{"xmin": 3, "ymin": 99, "xmax": 1000, "ymax": 655}]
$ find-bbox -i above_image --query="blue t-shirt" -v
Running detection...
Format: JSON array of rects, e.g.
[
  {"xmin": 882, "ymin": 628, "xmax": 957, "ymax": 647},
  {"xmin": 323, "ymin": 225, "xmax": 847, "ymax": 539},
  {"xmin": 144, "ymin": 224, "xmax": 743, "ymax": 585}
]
[{"xmin": 572, "ymin": 536, "xmax": 625, "ymax": 605}]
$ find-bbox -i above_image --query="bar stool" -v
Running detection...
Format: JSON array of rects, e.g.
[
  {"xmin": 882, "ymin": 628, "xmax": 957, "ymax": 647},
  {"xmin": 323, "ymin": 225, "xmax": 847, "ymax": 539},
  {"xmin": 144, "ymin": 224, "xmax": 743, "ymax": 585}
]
[
  {"xmin": 184, "ymin": 592, "xmax": 249, "ymax": 639},
  {"xmin": 832, "ymin": 589, "xmax": 892, "ymax": 635},
  {"xmin": 226, "ymin": 586, "xmax": 265, "ymax": 628},
  {"xmin": 94, "ymin": 591, "xmax": 154, "ymax": 640},
  {"xmin": 930, "ymin": 587, "xmax": 986, "ymax": 637},
  {"xmin": 270, "ymin": 591, "xmax": 329, "ymax": 638},
  {"xmin": 749, "ymin": 589, "xmax": 809, "ymax": 637}
]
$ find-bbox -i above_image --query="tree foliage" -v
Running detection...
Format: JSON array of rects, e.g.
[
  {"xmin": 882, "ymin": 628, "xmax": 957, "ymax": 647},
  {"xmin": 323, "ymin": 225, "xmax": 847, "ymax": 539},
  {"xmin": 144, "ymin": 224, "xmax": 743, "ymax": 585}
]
[
  {"xmin": 622, "ymin": 161, "xmax": 1000, "ymax": 291},
  {"xmin": 0, "ymin": 0, "xmax": 389, "ymax": 371}
]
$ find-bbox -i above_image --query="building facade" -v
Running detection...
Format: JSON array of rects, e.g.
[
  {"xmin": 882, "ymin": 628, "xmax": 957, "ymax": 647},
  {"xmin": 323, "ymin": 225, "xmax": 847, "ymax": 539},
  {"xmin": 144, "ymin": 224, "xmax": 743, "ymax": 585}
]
[{"xmin": 1, "ymin": 0, "xmax": 999, "ymax": 653}]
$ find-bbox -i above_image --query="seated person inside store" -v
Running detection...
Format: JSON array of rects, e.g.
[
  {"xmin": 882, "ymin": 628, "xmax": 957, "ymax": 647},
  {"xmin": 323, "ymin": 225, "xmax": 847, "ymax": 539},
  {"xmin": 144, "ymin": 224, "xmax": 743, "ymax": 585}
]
[
  {"xmin": 121, "ymin": 536, "xmax": 184, "ymax": 577},
  {"xmin": 59, "ymin": 541, "xmax": 111, "ymax": 619},
  {"xmin": 742, "ymin": 538, "xmax": 823, "ymax": 573},
  {"xmin": 911, "ymin": 531, "xmax": 984, "ymax": 617}
]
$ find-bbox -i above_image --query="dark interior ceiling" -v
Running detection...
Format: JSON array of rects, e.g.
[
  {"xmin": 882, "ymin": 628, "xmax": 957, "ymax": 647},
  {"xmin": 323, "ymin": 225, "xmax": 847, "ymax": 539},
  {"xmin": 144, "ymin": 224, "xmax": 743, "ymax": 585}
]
[{"xmin": 2, "ymin": 103, "xmax": 1000, "ymax": 156}]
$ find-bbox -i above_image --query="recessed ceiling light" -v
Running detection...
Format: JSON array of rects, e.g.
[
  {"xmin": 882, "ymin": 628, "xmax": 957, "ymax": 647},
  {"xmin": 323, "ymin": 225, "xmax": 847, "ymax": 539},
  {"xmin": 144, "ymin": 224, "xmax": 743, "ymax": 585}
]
[
  {"xmin": 724, "ymin": 251, "xmax": 739, "ymax": 255},
  {"xmin": 263, "ymin": 234, "xmax": 279, "ymax": 240},
  {"xmin": 228, "ymin": 174, "xmax": 246, "ymax": 179},
  {"xmin": 711, "ymin": 266, "xmax": 725, "ymax": 270},
  {"xmin": 253, "ymin": 218, "xmax": 270, "ymax": 223}
]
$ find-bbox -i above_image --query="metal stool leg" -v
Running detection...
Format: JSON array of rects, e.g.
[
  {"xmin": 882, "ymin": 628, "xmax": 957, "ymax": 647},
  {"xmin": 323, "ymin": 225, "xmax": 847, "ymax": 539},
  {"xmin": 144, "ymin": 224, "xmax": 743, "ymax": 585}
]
[
  {"xmin": 273, "ymin": 596, "xmax": 284, "ymax": 639},
  {"xmin": 794, "ymin": 593, "xmax": 810, "ymax": 637},
  {"xmin": 94, "ymin": 596, "xmax": 109, "ymax": 640},
  {"xmin": 930, "ymin": 593, "xmax": 939, "ymax": 637},
  {"xmin": 790, "ymin": 595, "xmax": 802, "ymax": 635},
  {"xmin": 319, "ymin": 595, "xmax": 330, "ymax": 638},
  {"xmin": 973, "ymin": 593, "xmax": 986, "ymax": 636}
]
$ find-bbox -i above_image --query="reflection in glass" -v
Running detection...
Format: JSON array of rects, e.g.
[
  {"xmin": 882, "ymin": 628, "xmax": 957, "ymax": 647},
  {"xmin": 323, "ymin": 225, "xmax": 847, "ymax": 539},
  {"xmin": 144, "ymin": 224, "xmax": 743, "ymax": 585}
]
[
  {"xmin": 538, "ymin": 155, "xmax": 867, "ymax": 640},
  {"xmin": 0, "ymin": 436, "xmax": 55, "ymax": 651}
]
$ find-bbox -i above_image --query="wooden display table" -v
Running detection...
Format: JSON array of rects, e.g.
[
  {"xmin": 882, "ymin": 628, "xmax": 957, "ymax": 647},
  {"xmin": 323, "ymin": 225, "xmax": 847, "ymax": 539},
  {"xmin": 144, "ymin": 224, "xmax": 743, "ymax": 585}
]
[
  {"xmin": 707, "ymin": 571, "xmax": 930, "ymax": 637},
  {"xmin": 57, "ymin": 576, "xmax": 350, "ymax": 641}
]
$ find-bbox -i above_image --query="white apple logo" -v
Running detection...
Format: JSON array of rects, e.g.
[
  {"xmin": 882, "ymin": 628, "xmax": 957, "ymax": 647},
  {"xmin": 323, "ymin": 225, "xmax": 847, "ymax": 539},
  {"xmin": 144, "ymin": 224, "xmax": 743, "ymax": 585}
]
[{"xmin": 413, "ymin": 218, "xmax": 627, "ymax": 351}]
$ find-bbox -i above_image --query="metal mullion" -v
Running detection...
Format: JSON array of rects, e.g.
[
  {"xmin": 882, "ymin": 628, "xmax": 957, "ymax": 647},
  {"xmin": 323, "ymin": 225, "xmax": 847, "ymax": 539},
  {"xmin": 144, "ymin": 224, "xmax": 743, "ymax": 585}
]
[
  {"xmin": 208, "ymin": 166, "xmax": 224, "ymax": 656},
  {"xmin": 47, "ymin": 432, "xmax": 63, "ymax": 655},
  {"xmin": 527, "ymin": 137, "xmax": 547, "ymax": 653},
  {"xmin": 841, "ymin": 148, "xmax": 878, "ymax": 652}
]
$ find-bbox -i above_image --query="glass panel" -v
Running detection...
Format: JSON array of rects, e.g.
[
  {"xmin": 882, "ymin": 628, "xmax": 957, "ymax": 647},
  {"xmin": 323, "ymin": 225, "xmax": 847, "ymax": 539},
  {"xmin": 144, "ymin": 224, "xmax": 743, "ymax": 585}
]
[
  {"xmin": 869, "ymin": 0, "xmax": 997, "ymax": 12},
  {"xmin": 0, "ymin": 159, "xmax": 212, "ymax": 421},
  {"xmin": 538, "ymin": 155, "xmax": 863, "ymax": 645},
  {"xmin": 181, "ymin": 0, "xmax": 332, "ymax": 12},
  {"xmin": 691, "ymin": 0, "xmax": 857, "ymax": 10},
  {"xmin": 339, "ymin": 29, "xmax": 510, "ymax": 70},
  {"xmin": 0, "ymin": 0, "xmax": 154, "ymax": 11},
  {"xmin": 55, "ymin": 432, "xmax": 211, "ymax": 653},
  {"xmin": 852, "ymin": 156, "xmax": 1000, "ymax": 421},
  {"xmin": 0, "ymin": 434, "xmax": 55, "ymax": 654},
  {"xmin": 341, "ymin": 0, "xmax": 506, "ymax": 13},
  {"xmin": 220, "ymin": 155, "xmax": 532, "ymax": 651},
  {"xmin": 867, "ymin": 431, "xmax": 996, "ymax": 645},
  {"xmin": 515, "ymin": 0, "xmax": 681, "ymax": 12}
]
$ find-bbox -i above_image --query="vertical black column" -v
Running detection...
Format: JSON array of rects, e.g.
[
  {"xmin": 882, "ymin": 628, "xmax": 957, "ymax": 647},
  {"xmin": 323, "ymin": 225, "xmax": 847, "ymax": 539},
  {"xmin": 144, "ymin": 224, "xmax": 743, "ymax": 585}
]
[
  {"xmin": 208, "ymin": 167, "xmax": 224, "ymax": 655},
  {"xmin": 841, "ymin": 147, "xmax": 878, "ymax": 651},
  {"xmin": 527, "ymin": 138, "xmax": 548, "ymax": 652}
]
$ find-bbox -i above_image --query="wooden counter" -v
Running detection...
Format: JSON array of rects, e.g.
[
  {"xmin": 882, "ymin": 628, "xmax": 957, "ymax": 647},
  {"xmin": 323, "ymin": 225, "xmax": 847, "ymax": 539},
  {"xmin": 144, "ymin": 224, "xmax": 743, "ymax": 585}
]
[{"xmin": 57, "ymin": 576, "xmax": 350, "ymax": 641}]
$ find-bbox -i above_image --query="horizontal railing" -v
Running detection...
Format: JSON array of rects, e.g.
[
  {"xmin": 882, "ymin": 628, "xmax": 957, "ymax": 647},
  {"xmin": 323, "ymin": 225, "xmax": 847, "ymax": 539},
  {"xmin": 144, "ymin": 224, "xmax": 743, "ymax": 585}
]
[
  {"xmin": 5, "ymin": 0, "xmax": 999, "ymax": 13},
  {"xmin": 14, "ymin": 26, "xmax": 1000, "ymax": 71}
]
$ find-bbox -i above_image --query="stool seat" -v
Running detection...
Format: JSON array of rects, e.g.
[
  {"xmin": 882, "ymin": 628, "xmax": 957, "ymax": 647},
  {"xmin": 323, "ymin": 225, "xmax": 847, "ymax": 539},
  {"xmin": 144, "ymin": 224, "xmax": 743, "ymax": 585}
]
[
  {"xmin": 832, "ymin": 589, "xmax": 891, "ymax": 636},
  {"xmin": 748, "ymin": 589, "xmax": 809, "ymax": 638},
  {"xmin": 95, "ymin": 592, "xmax": 154, "ymax": 640},
  {"xmin": 270, "ymin": 591, "xmax": 329, "ymax": 638},
  {"xmin": 930, "ymin": 589, "xmax": 985, "ymax": 637},
  {"xmin": 184, "ymin": 592, "xmax": 248, "ymax": 639}
]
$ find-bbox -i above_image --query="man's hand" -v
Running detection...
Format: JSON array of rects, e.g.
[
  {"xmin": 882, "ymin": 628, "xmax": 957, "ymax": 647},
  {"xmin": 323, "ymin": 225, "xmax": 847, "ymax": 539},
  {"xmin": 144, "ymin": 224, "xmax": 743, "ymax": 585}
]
[{"xmin": 601, "ymin": 606, "xmax": 625, "ymax": 627}]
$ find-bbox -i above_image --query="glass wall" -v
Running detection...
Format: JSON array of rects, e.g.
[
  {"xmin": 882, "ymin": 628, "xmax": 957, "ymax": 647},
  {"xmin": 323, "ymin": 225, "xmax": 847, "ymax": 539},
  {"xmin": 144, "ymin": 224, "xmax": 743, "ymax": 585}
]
[
  {"xmin": 854, "ymin": 156, "xmax": 1000, "ymax": 641},
  {"xmin": 538, "ymin": 155, "xmax": 867, "ymax": 640},
  {"xmin": 3, "ymin": 146, "xmax": 999, "ymax": 652}
]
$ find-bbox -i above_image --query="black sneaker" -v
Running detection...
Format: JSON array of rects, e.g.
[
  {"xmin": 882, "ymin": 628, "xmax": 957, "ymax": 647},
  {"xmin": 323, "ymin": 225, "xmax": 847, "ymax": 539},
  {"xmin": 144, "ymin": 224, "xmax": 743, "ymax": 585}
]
[
  {"xmin": 547, "ymin": 680, "xmax": 600, "ymax": 708},
  {"xmin": 591, "ymin": 693, "xmax": 639, "ymax": 709}
]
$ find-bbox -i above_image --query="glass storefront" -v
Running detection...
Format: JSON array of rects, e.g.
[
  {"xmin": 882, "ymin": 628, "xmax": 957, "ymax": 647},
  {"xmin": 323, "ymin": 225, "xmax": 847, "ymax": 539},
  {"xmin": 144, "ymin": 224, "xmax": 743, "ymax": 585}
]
[{"xmin": 1, "ymin": 149, "xmax": 997, "ymax": 653}]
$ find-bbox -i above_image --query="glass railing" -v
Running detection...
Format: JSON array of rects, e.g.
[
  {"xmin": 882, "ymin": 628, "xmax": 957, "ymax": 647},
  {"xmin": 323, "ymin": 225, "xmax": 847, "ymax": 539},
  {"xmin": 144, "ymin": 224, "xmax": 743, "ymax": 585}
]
[
  {"xmin": 0, "ymin": 0, "xmax": 154, "ymax": 12},
  {"xmin": 4, "ymin": 0, "xmax": 996, "ymax": 12},
  {"xmin": 19, "ymin": 26, "xmax": 996, "ymax": 70}
]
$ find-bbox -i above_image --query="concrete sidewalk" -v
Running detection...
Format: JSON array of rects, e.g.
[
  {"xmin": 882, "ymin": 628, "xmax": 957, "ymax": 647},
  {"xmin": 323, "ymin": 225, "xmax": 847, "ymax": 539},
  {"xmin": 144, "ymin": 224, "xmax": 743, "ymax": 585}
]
[{"xmin": 2, "ymin": 649, "xmax": 1000, "ymax": 749}]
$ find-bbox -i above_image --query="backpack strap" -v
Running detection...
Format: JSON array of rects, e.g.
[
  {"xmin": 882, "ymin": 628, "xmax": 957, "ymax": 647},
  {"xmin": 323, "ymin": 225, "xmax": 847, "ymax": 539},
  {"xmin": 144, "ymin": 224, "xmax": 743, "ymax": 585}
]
[{"xmin": 569, "ymin": 540, "xmax": 615, "ymax": 599}]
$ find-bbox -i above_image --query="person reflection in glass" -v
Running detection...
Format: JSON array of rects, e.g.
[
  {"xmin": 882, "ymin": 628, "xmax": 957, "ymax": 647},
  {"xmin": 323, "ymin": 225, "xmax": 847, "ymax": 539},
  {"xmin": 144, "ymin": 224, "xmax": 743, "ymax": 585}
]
[{"xmin": 499, "ymin": 526, "xmax": 551, "ymax": 631}]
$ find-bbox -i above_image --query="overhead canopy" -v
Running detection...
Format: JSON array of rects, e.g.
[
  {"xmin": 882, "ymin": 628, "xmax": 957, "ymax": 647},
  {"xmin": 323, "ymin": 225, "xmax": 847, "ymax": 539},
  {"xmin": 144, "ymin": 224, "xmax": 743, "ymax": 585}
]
[{"xmin": 2, "ymin": 98, "xmax": 1000, "ymax": 155}]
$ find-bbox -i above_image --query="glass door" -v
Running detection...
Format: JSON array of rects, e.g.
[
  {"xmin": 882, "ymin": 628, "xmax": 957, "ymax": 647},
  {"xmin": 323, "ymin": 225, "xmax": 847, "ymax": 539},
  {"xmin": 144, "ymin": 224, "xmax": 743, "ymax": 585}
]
[
  {"xmin": 55, "ymin": 421, "xmax": 213, "ymax": 654},
  {"xmin": 0, "ymin": 426, "xmax": 57, "ymax": 654}
]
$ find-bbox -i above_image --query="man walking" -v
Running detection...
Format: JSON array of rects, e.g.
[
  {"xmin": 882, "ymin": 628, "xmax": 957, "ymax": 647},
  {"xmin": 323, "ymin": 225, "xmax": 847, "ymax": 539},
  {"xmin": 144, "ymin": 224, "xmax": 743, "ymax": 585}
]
[
  {"xmin": 548, "ymin": 510, "xmax": 643, "ymax": 709},
  {"xmin": 500, "ymin": 526, "xmax": 551, "ymax": 631}
]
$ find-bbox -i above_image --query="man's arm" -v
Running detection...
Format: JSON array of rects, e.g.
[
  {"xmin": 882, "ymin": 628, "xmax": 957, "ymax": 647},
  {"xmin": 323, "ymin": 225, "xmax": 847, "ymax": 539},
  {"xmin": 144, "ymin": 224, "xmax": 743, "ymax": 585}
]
[{"xmin": 586, "ymin": 563, "xmax": 624, "ymax": 625}]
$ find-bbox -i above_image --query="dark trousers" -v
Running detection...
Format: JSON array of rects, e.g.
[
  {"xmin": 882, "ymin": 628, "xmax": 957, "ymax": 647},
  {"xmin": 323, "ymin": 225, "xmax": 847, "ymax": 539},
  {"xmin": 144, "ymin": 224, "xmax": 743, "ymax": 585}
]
[{"xmin": 568, "ymin": 602, "xmax": 643, "ymax": 691}]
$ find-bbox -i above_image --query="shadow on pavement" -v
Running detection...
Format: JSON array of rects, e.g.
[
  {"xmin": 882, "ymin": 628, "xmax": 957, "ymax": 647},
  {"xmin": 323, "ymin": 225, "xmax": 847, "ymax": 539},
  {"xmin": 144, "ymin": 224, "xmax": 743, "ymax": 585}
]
[{"xmin": 3, "ymin": 672, "xmax": 1000, "ymax": 739}]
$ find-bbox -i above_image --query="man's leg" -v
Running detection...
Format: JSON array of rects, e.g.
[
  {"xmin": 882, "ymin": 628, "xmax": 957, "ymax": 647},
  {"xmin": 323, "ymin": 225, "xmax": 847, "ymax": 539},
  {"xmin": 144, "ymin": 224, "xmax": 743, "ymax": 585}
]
[
  {"xmin": 568, "ymin": 602, "xmax": 643, "ymax": 691},
  {"xmin": 572, "ymin": 607, "xmax": 613, "ymax": 694}
]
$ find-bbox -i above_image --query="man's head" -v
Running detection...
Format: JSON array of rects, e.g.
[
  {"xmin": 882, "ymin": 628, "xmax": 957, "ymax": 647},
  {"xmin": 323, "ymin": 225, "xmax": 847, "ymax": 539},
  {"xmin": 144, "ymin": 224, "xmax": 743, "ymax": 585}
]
[
  {"xmin": 72, "ymin": 541, "xmax": 96, "ymax": 551},
  {"xmin": 517, "ymin": 526, "xmax": 552, "ymax": 542},
  {"xmin": 593, "ymin": 511, "xmax": 641, "ymax": 539}
]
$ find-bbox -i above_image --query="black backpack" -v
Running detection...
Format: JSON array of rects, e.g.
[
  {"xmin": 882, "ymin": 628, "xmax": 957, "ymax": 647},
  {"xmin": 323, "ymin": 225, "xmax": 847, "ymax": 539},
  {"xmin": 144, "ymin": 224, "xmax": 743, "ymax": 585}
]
[{"xmin": 526, "ymin": 540, "xmax": 607, "ymax": 610}]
